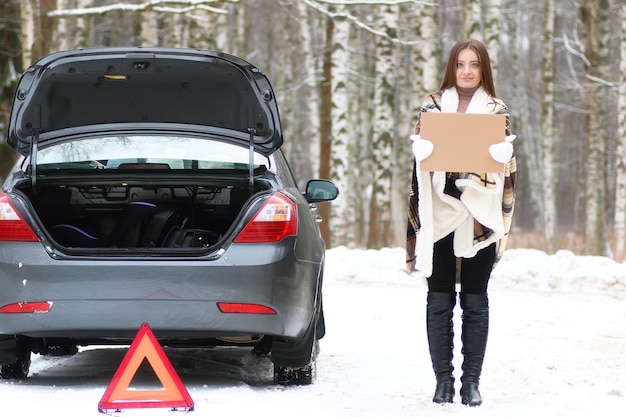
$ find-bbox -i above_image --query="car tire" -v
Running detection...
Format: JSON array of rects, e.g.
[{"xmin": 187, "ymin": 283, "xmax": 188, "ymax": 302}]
[
  {"xmin": 273, "ymin": 357, "xmax": 316, "ymax": 386},
  {"xmin": 273, "ymin": 338, "xmax": 317, "ymax": 386},
  {"xmin": 0, "ymin": 338, "xmax": 31, "ymax": 380},
  {"xmin": 271, "ymin": 315, "xmax": 318, "ymax": 386}
]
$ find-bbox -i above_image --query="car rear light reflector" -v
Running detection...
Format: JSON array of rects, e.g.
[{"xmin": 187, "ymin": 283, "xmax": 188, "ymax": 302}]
[
  {"xmin": 234, "ymin": 193, "xmax": 297, "ymax": 243},
  {"xmin": 0, "ymin": 301, "xmax": 53, "ymax": 314},
  {"xmin": 217, "ymin": 302, "xmax": 276, "ymax": 315},
  {"xmin": 0, "ymin": 193, "xmax": 39, "ymax": 242}
]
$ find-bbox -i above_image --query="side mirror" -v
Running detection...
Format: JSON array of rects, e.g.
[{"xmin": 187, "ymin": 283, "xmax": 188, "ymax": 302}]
[{"xmin": 304, "ymin": 179, "xmax": 339, "ymax": 203}]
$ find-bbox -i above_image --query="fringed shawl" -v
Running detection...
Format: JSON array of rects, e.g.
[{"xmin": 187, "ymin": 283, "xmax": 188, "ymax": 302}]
[{"xmin": 406, "ymin": 87, "xmax": 516, "ymax": 277}]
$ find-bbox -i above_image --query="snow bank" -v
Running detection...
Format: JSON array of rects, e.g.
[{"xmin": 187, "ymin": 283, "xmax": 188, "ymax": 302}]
[{"xmin": 326, "ymin": 246, "xmax": 626, "ymax": 295}]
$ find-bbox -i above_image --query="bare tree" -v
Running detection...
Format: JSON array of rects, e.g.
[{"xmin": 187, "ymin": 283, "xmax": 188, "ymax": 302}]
[
  {"xmin": 368, "ymin": 4, "xmax": 397, "ymax": 248},
  {"xmin": 485, "ymin": 0, "xmax": 500, "ymax": 78},
  {"xmin": 326, "ymin": 5, "xmax": 351, "ymax": 247},
  {"xmin": 0, "ymin": 0, "xmax": 21, "ymax": 181},
  {"xmin": 581, "ymin": 0, "xmax": 610, "ymax": 256},
  {"xmin": 463, "ymin": 0, "xmax": 481, "ymax": 39},
  {"xmin": 296, "ymin": 1, "xmax": 321, "ymax": 181},
  {"xmin": 418, "ymin": 2, "xmax": 439, "ymax": 94},
  {"xmin": 317, "ymin": 13, "xmax": 333, "ymax": 247},
  {"xmin": 614, "ymin": 4, "xmax": 626, "ymax": 260},
  {"xmin": 541, "ymin": 0, "xmax": 558, "ymax": 253},
  {"xmin": 400, "ymin": 1, "xmax": 437, "ymax": 249}
]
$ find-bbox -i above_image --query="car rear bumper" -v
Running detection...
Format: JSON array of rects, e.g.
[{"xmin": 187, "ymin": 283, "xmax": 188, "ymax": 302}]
[{"xmin": 0, "ymin": 239, "xmax": 322, "ymax": 343}]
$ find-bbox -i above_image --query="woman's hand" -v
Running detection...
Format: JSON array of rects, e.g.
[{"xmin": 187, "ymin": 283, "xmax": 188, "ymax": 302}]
[
  {"xmin": 410, "ymin": 134, "xmax": 434, "ymax": 162},
  {"xmin": 488, "ymin": 135, "xmax": 516, "ymax": 163}
]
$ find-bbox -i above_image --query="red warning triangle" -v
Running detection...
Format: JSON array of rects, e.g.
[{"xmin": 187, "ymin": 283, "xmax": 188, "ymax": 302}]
[{"xmin": 98, "ymin": 322, "xmax": 194, "ymax": 412}]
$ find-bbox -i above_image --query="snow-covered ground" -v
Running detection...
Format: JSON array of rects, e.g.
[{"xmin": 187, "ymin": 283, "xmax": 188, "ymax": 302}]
[{"xmin": 2, "ymin": 247, "xmax": 625, "ymax": 416}]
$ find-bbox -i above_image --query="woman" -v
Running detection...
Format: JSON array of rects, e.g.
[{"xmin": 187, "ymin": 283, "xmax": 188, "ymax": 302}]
[{"xmin": 406, "ymin": 39, "xmax": 516, "ymax": 406}]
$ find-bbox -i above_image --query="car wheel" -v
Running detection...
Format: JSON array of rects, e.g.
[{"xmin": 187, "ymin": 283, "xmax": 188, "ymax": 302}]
[
  {"xmin": 271, "ymin": 318, "xmax": 318, "ymax": 386},
  {"xmin": 273, "ymin": 357, "xmax": 316, "ymax": 386},
  {"xmin": 273, "ymin": 337, "xmax": 317, "ymax": 386},
  {"xmin": 0, "ymin": 338, "xmax": 31, "ymax": 380}
]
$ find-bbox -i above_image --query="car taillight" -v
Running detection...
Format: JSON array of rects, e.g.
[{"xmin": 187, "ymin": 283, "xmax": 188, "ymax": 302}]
[
  {"xmin": 234, "ymin": 193, "xmax": 297, "ymax": 243},
  {"xmin": 0, "ymin": 301, "xmax": 52, "ymax": 313},
  {"xmin": 217, "ymin": 302, "xmax": 276, "ymax": 315},
  {"xmin": 0, "ymin": 193, "xmax": 38, "ymax": 242}
]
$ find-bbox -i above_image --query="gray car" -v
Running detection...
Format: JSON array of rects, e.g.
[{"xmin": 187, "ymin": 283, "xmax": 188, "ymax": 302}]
[{"xmin": 0, "ymin": 47, "xmax": 338, "ymax": 385}]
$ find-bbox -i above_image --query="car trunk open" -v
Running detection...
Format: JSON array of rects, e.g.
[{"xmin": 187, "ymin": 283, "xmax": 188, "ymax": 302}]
[
  {"xmin": 3, "ymin": 47, "xmax": 288, "ymax": 254},
  {"xmin": 14, "ymin": 168, "xmax": 273, "ymax": 252}
]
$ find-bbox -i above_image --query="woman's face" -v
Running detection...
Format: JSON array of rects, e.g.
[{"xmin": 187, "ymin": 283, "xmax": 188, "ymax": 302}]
[{"xmin": 455, "ymin": 48, "xmax": 481, "ymax": 89}]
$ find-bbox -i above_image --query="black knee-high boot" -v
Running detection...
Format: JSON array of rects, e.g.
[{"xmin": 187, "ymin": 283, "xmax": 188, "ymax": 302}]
[
  {"xmin": 426, "ymin": 292, "xmax": 456, "ymax": 404},
  {"xmin": 460, "ymin": 292, "xmax": 489, "ymax": 406}
]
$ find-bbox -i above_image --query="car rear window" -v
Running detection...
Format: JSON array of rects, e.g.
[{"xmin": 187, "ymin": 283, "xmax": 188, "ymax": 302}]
[{"xmin": 36, "ymin": 135, "xmax": 270, "ymax": 171}]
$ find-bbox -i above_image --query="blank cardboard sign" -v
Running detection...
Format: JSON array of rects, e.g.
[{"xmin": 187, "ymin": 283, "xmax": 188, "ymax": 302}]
[{"xmin": 419, "ymin": 112, "xmax": 506, "ymax": 173}]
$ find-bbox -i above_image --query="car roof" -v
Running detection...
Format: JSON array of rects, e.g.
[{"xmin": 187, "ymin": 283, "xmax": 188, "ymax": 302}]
[{"xmin": 7, "ymin": 47, "xmax": 282, "ymax": 157}]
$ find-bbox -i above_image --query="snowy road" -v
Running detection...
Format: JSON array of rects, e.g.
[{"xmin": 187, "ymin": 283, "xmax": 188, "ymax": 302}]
[{"xmin": 2, "ymin": 247, "xmax": 625, "ymax": 416}]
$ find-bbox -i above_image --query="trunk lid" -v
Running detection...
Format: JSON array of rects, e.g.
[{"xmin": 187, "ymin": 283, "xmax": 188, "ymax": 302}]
[{"xmin": 7, "ymin": 47, "xmax": 282, "ymax": 157}]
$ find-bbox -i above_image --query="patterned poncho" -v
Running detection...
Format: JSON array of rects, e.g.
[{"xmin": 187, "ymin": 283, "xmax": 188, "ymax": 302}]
[{"xmin": 405, "ymin": 87, "xmax": 516, "ymax": 277}]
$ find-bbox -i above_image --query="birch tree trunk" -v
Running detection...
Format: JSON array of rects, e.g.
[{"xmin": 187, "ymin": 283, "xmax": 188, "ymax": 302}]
[
  {"xmin": 541, "ymin": 0, "xmax": 558, "ymax": 253},
  {"xmin": 317, "ymin": 14, "xmax": 333, "ymax": 247},
  {"xmin": 0, "ymin": 0, "xmax": 21, "ymax": 91},
  {"xmin": 297, "ymin": 1, "xmax": 321, "ymax": 181},
  {"xmin": 328, "ymin": 7, "xmax": 351, "ymax": 247},
  {"xmin": 485, "ymin": 0, "xmax": 500, "ymax": 80},
  {"xmin": 420, "ymin": 3, "xmax": 439, "ymax": 95},
  {"xmin": 582, "ymin": 0, "xmax": 610, "ymax": 256},
  {"xmin": 369, "ymin": 5, "xmax": 397, "ymax": 248},
  {"xmin": 274, "ymin": 4, "xmax": 297, "ymax": 184},
  {"xmin": 511, "ymin": 0, "xmax": 541, "ymax": 232},
  {"xmin": 273, "ymin": 4, "xmax": 319, "ymax": 188},
  {"xmin": 20, "ymin": 0, "xmax": 57, "ymax": 66},
  {"xmin": 272, "ymin": 1, "xmax": 320, "ymax": 188},
  {"xmin": 211, "ymin": 7, "xmax": 229, "ymax": 51},
  {"xmin": 0, "ymin": 0, "xmax": 21, "ymax": 180},
  {"xmin": 395, "ymin": 2, "xmax": 437, "ymax": 248},
  {"xmin": 463, "ymin": 0, "xmax": 481, "ymax": 40},
  {"xmin": 139, "ymin": 8, "xmax": 158, "ymax": 47},
  {"xmin": 614, "ymin": 4, "xmax": 626, "ymax": 261},
  {"xmin": 399, "ymin": 1, "xmax": 437, "ymax": 249},
  {"xmin": 51, "ymin": 0, "xmax": 74, "ymax": 51},
  {"xmin": 351, "ymin": 12, "xmax": 375, "ymax": 247},
  {"xmin": 407, "ymin": 2, "xmax": 437, "ymax": 131},
  {"xmin": 388, "ymin": 5, "xmax": 407, "ymax": 247},
  {"xmin": 19, "ymin": 0, "xmax": 36, "ymax": 68},
  {"xmin": 160, "ymin": 11, "xmax": 184, "ymax": 47},
  {"xmin": 188, "ymin": 9, "xmax": 217, "ymax": 50},
  {"xmin": 226, "ymin": 0, "xmax": 246, "ymax": 56}
]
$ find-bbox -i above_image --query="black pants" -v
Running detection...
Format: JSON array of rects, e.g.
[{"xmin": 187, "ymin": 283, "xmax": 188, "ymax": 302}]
[{"xmin": 427, "ymin": 233, "xmax": 496, "ymax": 295}]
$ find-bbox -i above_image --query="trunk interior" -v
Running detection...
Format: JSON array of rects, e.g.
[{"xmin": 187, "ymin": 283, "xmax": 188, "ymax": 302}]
[{"xmin": 20, "ymin": 177, "xmax": 269, "ymax": 251}]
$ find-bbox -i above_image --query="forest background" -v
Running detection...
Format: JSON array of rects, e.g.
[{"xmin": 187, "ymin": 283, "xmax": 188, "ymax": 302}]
[{"xmin": 1, "ymin": 0, "xmax": 625, "ymax": 259}]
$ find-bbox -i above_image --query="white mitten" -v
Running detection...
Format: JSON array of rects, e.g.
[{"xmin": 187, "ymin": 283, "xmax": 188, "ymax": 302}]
[
  {"xmin": 489, "ymin": 141, "xmax": 513, "ymax": 163},
  {"xmin": 410, "ymin": 134, "xmax": 434, "ymax": 162}
]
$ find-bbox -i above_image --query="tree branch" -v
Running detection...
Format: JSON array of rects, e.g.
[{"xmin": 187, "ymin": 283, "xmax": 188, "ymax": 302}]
[
  {"xmin": 585, "ymin": 74, "xmax": 621, "ymax": 89},
  {"xmin": 46, "ymin": 0, "xmax": 238, "ymax": 17},
  {"xmin": 314, "ymin": 0, "xmax": 429, "ymax": 5},
  {"xmin": 302, "ymin": 0, "xmax": 433, "ymax": 46},
  {"xmin": 562, "ymin": 31, "xmax": 590, "ymax": 67}
]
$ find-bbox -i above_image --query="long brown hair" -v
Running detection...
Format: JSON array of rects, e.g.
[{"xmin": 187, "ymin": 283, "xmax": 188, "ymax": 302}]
[{"xmin": 439, "ymin": 39, "xmax": 497, "ymax": 98}]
